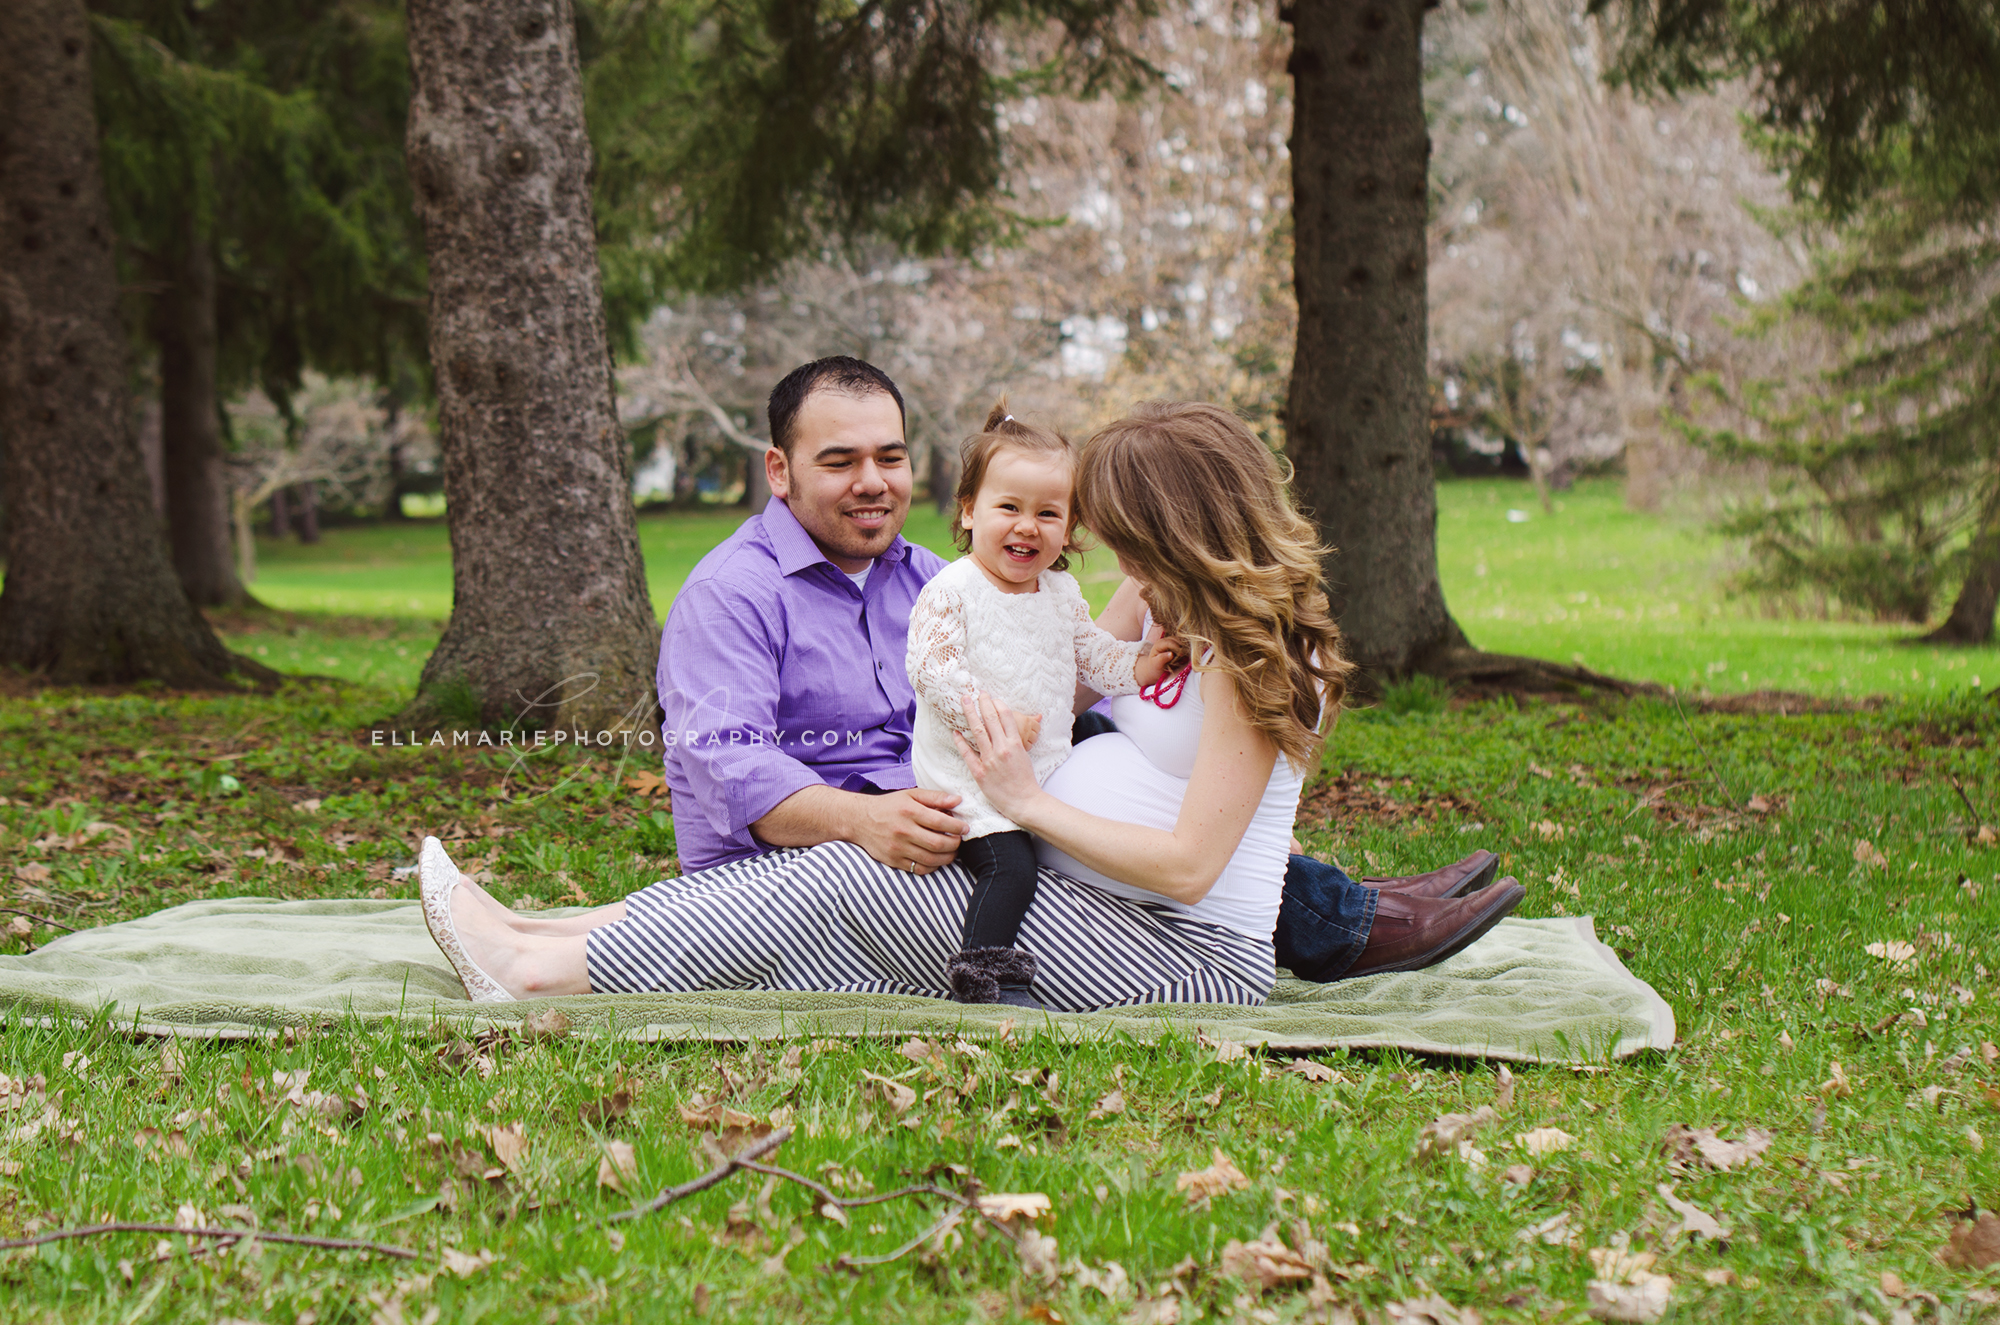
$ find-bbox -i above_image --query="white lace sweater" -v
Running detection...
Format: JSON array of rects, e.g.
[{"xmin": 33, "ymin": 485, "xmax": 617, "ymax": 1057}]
[{"xmin": 907, "ymin": 557, "xmax": 1146, "ymax": 838}]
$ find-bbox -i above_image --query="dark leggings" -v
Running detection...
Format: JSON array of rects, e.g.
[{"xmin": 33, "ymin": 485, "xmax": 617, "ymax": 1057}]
[
  {"xmin": 954, "ymin": 710, "xmax": 1118, "ymax": 951},
  {"xmin": 957, "ymin": 830, "xmax": 1039, "ymax": 950}
]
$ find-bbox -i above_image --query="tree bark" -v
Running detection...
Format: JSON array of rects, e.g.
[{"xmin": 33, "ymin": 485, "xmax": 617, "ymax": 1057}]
[
  {"xmin": 403, "ymin": 0, "xmax": 657, "ymax": 731},
  {"xmin": 0, "ymin": 0, "xmax": 269, "ymax": 688},
  {"xmin": 157, "ymin": 222, "xmax": 245, "ymax": 606},
  {"xmin": 293, "ymin": 481, "xmax": 320, "ymax": 544},
  {"xmin": 1921, "ymin": 498, "xmax": 2000, "ymax": 645},
  {"xmin": 1283, "ymin": 0, "xmax": 1468, "ymax": 681}
]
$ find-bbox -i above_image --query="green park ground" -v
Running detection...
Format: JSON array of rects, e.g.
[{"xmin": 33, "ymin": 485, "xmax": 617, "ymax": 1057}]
[{"xmin": 2, "ymin": 477, "xmax": 1999, "ymax": 1322}]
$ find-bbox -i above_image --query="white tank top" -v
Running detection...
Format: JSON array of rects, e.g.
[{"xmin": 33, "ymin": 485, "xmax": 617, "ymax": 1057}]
[{"xmin": 1034, "ymin": 663, "xmax": 1306, "ymax": 939}]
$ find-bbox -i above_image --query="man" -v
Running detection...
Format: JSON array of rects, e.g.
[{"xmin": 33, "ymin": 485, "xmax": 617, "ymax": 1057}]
[
  {"xmin": 657, "ymin": 356, "xmax": 967, "ymax": 875},
  {"xmin": 658, "ymin": 356, "xmax": 1514, "ymax": 981}
]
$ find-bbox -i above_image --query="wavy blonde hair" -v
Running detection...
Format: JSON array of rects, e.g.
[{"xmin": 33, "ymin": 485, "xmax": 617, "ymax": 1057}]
[{"xmin": 1076, "ymin": 401, "xmax": 1351, "ymax": 768}]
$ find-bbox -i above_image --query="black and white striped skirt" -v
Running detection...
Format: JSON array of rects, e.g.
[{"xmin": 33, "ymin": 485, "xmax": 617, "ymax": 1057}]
[{"xmin": 584, "ymin": 841, "xmax": 1274, "ymax": 1011}]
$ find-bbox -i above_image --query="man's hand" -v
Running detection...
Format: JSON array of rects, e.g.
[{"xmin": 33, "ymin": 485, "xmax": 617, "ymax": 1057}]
[
  {"xmin": 1017, "ymin": 713, "xmax": 1043, "ymax": 750},
  {"xmin": 852, "ymin": 788, "xmax": 966, "ymax": 872}
]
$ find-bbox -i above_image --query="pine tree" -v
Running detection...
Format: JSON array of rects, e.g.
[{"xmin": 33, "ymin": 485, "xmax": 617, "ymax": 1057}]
[
  {"xmin": 1690, "ymin": 199, "xmax": 1999, "ymax": 637},
  {"xmin": 1603, "ymin": 0, "xmax": 2000, "ymax": 640},
  {"xmin": 89, "ymin": 0, "xmax": 427, "ymax": 606}
]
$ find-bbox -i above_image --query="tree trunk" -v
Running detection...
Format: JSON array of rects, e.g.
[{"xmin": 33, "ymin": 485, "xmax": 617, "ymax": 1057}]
[
  {"xmin": 1283, "ymin": 0, "xmax": 1468, "ymax": 680},
  {"xmin": 1922, "ymin": 499, "xmax": 2000, "ymax": 645},
  {"xmin": 293, "ymin": 481, "xmax": 320, "ymax": 543},
  {"xmin": 157, "ymin": 223, "xmax": 243, "ymax": 606},
  {"xmin": 271, "ymin": 486, "xmax": 291, "ymax": 537},
  {"xmin": 403, "ymin": 0, "xmax": 657, "ymax": 732},
  {"xmin": 740, "ymin": 445, "xmax": 770, "ymax": 514},
  {"xmin": 0, "ymin": 0, "xmax": 269, "ymax": 688}
]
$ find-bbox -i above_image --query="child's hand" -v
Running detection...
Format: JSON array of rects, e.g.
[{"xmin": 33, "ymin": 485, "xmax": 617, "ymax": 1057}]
[
  {"xmin": 1135, "ymin": 632, "xmax": 1187, "ymax": 686},
  {"xmin": 1017, "ymin": 713, "xmax": 1043, "ymax": 749}
]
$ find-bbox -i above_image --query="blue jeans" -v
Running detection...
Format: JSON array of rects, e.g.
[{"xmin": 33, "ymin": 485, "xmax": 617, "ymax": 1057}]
[{"xmin": 1069, "ymin": 711, "xmax": 1377, "ymax": 982}]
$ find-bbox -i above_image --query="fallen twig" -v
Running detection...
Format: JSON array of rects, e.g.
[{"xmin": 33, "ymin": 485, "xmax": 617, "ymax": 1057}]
[
  {"xmin": 0, "ymin": 1222, "xmax": 417, "ymax": 1260},
  {"xmin": 0, "ymin": 908, "xmax": 78, "ymax": 934},
  {"xmin": 1949, "ymin": 773, "xmax": 1985, "ymax": 827},
  {"xmin": 607, "ymin": 1126, "xmax": 794, "ymax": 1222},
  {"xmin": 734, "ymin": 1158, "xmax": 1020, "ymax": 1241},
  {"xmin": 606, "ymin": 1128, "xmax": 1024, "ymax": 1270},
  {"xmin": 1672, "ymin": 695, "xmax": 1739, "ymax": 810},
  {"xmin": 832, "ymin": 1207, "xmax": 965, "ymax": 1270}
]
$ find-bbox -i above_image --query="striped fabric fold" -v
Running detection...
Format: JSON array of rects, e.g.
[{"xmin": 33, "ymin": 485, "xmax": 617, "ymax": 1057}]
[{"xmin": 585, "ymin": 841, "xmax": 1273, "ymax": 1012}]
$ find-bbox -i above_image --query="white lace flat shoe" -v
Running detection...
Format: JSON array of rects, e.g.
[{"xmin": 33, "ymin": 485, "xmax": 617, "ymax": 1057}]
[{"xmin": 418, "ymin": 835, "xmax": 515, "ymax": 1004}]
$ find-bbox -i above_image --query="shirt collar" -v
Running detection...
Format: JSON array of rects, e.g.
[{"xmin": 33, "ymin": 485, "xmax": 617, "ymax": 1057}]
[{"xmin": 764, "ymin": 497, "xmax": 910, "ymax": 577}]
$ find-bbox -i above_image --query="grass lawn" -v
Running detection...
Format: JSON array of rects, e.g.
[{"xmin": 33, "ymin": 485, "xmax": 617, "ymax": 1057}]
[
  {"xmin": 1436, "ymin": 480, "xmax": 2000, "ymax": 702},
  {"xmin": 1, "ymin": 679, "xmax": 1998, "ymax": 1322},
  {"xmin": 227, "ymin": 479, "xmax": 2000, "ymax": 702}
]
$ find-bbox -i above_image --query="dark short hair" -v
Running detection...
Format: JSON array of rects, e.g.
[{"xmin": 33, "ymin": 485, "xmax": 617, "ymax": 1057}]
[{"xmin": 767, "ymin": 356, "xmax": 907, "ymax": 455}]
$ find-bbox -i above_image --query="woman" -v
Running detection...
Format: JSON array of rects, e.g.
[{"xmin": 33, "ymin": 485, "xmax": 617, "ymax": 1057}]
[{"xmin": 421, "ymin": 402, "xmax": 1524, "ymax": 1009}]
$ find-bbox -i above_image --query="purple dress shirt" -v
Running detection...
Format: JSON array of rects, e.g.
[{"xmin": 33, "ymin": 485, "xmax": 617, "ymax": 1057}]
[{"xmin": 658, "ymin": 498, "xmax": 949, "ymax": 871}]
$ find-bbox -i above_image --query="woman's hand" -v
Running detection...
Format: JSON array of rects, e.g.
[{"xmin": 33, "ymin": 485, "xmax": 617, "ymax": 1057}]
[{"xmin": 952, "ymin": 692, "xmax": 1047, "ymax": 821}]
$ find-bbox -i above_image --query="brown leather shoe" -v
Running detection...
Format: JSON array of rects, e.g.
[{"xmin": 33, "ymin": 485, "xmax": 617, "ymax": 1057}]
[
  {"xmin": 1341, "ymin": 879, "xmax": 1526, "ymax": 978},
  {"xmin": 1362, "ymin": 850, "xmax": 1498, "ymax": 900}
]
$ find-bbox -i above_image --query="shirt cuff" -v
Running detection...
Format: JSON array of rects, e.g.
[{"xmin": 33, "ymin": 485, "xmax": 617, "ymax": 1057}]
[
  {"xmin": 848, "ymin": 764, "xmax": 916, "ymax": 793},
  {"xmin": 722, "ymin": 760, "xmax": 826, "ymax": 839}
]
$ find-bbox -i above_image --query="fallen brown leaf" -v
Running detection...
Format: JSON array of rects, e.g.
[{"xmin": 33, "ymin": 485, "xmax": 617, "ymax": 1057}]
[
  {"xmin": 1380, "ymin": 1292, "xmax": 1480, "ymax": 1324},
  {"xmin": 1516, "ymin": 1127, "xmax": 1575, "ymax": 1157},
  {"xmin": 1655, "ymin": 1183, "xmax": 1726, "ymax": 1240},
  {"xmin": 596, "ymin": 1140, "xmax": 638, "ymax": 1194},
  {"xmin": 1586, "ymin": 1245, "xmax": 1672, "ymax": 1323},
  {"xmin": 481, "ymin": 1123, "xmax": 528, "ymax": 1174},
  {"xmin": 860, "ymin": 1071, "xmax": 917, "ymax": 1116},
  {"xmin": 1416, "ymin": 1106, "xmax": 1496, "ymax": 1161},
  {"xmin": 520, "ymin": 1009, "xmax": 571, "ymax": 1042},
  {"xmin": 1016, "ymin": 1229, "xmax": 1062, "ymax": 1284},
  {"xmin": 1175, "ymin": 1148, "xmax": 1252, "ymax": 1203},
  {"xmin": 1283, "ymin": 1059, "xmax": 1338, "ymax": 1083},
  {"xmin": 440, "ymin": 1246, "xmax": 499, "ymax": 1278},
  {"xmin": 624, "ymin": 771, "xmax": 667, "ymax": 797},
  {"xmin": 1942, "ymin": 1212, "xmax": 2000, "ymax": 1269},
  {"xmin": 1661, "ymin": 1124, "xmax": 1772, "ymax": 1171},
  {"xmin": 579, "ymin": 1085, "xmax": 632, "ymax": 1129},
  {"xmin": 1088, "ymin": 1089, "xmax": 1126, "ymax": 1121},
  {"xmin": 133, "ymin": 1127, "xmax": 192, "ymax": 1159},
  {"xmin": 976, "ymin": 1192, "xmax": 1052, "ymax": 1223},
  {"xmin": 1220, "ymin": 1234, "xmax": 1314, "ymax": 1291}
]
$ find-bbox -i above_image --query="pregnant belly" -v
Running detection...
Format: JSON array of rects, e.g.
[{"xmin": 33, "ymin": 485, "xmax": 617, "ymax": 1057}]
[{"xmin": 1034, "ymin": 733, "xmax": 1185, "ymax": 889}]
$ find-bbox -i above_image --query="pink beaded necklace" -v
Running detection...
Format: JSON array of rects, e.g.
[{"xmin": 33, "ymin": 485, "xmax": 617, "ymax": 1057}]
[{"xmin": 1139, "ymin": 661, "xmax": 1192, "ymax": 708}]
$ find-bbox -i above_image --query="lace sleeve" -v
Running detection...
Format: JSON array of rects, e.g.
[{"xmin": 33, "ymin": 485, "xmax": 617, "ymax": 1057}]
[
  {"xmin": 1067, "ymin": 580, "xmax": 1145, "ymax": 696},
  {"xmin": 906, "ymin": 580, "xmax": 980, "ymax": 737}
]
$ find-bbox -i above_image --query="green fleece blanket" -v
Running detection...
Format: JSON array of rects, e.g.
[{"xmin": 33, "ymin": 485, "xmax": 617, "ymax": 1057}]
[{"xmin": 0, "ymin": 899, "xmax": 1674, "ymax": 1063}]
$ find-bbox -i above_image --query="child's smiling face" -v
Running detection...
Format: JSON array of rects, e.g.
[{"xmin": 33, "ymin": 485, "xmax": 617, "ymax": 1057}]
[{"xmin": 959, "ymin": 447, "xmax": 1074, "ymax": 593}]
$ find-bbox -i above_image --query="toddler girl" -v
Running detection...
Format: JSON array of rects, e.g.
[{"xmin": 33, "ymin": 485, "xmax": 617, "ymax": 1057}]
[{"xmin": 908, "ymin": 406, "xmax": 1180, "ymax": 1006}]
